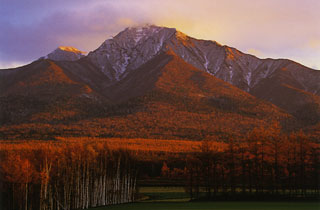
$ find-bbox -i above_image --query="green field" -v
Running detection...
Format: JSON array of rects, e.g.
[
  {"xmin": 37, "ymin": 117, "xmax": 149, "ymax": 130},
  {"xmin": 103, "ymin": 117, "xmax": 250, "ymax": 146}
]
[
  {"xmin": 88, "ymin": 187, "xmax": 319, "ymax": 210},
  {"xmin": 138, "ymin": 186, "xmax": 191, "ymax": 202},
  {"xmin": 89, "ymin": 202, "xmax": 319, "ymax": 210}
]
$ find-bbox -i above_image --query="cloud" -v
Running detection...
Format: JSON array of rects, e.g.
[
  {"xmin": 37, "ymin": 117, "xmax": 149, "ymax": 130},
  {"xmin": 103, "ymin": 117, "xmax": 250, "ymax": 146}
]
[
  {"xmin": 0, "ymin": 1, "xmax": 149, "ymax": 65},
  {"xmin": 0, "ymin": 61, "xmax": 26, "ymax": 69},
  {"xmin": 246, "ymin": 49, "xmax": 263, "ymax": 57},
  {"xmin": 307, "ymin": 39, "xmax": 320, "ymax": 49},
  {"xmin": 0, "ymin": 0, "xmax": 319, "ymax": 69}
]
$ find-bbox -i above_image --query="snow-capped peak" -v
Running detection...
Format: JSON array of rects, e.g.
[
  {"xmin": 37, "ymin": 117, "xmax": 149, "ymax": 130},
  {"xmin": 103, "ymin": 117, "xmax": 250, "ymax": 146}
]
[
  {"xmin": 88, "ymin": 25, "xmax": 177, "ymax": 81},
  {"xmin": 111, "ymin": 25, "xmax": 175, "ymax": 46},
  {"xmin": 130, "ymin": 25, "xmax": 162, "ymax": 43},
  {"xmin": 87, "ymin": 25, "xmax": 262, "ymax": 90}
]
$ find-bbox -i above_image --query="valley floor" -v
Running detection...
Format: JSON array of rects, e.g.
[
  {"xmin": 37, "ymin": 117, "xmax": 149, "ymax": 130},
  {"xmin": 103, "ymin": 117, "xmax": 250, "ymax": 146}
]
[
  {"xmin": 87, "ymin": 187, "xmax": 319, "ymax": 210},
  {"xmin": 87, "ymin": 201, "xmax": 319, "ymax": 210}
]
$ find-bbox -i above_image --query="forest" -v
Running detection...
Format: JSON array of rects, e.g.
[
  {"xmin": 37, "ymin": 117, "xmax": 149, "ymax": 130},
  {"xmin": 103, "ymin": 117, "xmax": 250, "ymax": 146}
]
[
  {"xmin": 0, "ymin": 125, "xmax": 319, "ymax": 210},
  {"xmin": 0, "ymin": 141, "xmax": 137, "ymax": 210},
  {"xmin": 182, "ymin": 127, "xmax": 319, "ymax": 200}
]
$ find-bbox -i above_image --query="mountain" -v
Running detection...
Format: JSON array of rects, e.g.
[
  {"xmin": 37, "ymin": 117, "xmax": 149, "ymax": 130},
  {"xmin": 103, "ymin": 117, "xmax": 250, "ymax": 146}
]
[
  {"xmin": 0, "ymin": 50, "xmax": 293, "ymax": 140},
  {"xmin": 40, "ymin": 46, "xmax": 86, "ymax": 61},
  {"xmin": 88, "ymin": 25, "xmax": 319, "ymax": 92},
  {"xmin": 87, "ymin": 25, "xmax": 320, "ymax": 124},
  {"xmin": 0, "ymin": 59, "xmax": 106, "ymax": 126},
  {"xmin": 0, "ymin": 25, "xmax": 319, "ymax": 140}
]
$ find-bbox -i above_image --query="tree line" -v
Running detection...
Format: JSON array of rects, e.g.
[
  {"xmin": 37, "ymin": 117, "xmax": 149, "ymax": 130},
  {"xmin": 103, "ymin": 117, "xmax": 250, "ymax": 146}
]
[
  {"xmin": 182, "ymin": 126, "xmax": 320, "ymax": 200},
  {"xmin": 0, "ymin": 141, "xmax": 138, "ymax": 210}
]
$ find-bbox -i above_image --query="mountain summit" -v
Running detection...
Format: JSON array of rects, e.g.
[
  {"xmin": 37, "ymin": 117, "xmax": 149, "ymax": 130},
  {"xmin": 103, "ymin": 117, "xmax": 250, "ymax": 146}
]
[
  {"xmin": 88, "ymin": 25, "xmax": 177, "ymax": 80},
  {"xmin": 42, "ymin": 46, "xmax": 86, "ymax": 61}
]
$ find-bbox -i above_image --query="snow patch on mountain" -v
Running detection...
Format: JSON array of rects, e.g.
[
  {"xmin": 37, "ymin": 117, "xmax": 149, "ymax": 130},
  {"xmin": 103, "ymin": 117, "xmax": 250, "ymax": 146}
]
[
  {"xmin": 204, "ymin": 55, "xmax": 209, "ymax": 72},
  {"xmin": 246, "ymin": 71, "xmax": 252, "ymax": 86}
]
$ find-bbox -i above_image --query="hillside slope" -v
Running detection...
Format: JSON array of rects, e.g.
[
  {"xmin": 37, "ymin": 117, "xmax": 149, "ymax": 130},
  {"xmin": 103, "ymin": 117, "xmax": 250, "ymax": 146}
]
[
  {"xmin": 87, "ymin": 25, "xmax": 320, "ymax": 125},
  {"xmin": 0, "ymin": 51, "xmax": 294, "ymax": 140}
]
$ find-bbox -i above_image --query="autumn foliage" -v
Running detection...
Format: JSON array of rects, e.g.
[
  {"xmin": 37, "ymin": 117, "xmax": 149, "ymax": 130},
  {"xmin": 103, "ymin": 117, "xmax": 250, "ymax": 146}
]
[
  {"xmin": 0, "ymin": 140, "xmax": 138, "ymax": 210},
  {"xmin": 182, "ymin": 127, "xmax": 320, "ymax": 200},
  {"xmin": 1, "ymin": 125, "xmax": 319, "ymax": 210}
]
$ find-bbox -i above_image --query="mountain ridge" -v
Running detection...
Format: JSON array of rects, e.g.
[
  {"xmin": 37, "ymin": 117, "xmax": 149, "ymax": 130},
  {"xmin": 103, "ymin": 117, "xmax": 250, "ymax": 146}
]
[
  {"xmin": 0, "ymin": 50, "xmax": 296, "ymax": 140},
  {"xmin": 0, "ymin": 25, "xmax": 319, "ymax": 139},
  {"xmin": 85, "ymin": 25, "xmax": 320, "ymax": 124},
  {"xmin": 86, "ymin": 25, "xmax": 319, "ymax": 93}
]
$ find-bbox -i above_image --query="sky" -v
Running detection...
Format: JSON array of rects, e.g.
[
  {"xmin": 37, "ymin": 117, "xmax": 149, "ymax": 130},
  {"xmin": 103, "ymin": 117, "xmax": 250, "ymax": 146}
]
[{"xmin": 0, "ymin": 0, "xmax": 319, "ymax": 69}]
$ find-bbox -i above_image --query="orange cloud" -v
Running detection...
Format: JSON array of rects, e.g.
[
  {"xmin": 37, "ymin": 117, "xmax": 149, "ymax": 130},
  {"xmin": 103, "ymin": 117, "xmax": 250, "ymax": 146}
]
[
  {"xmin": 247, "ymin": 49, "xmax": 263, "ymax": 57},
  {"xmin": 308, "ymin": 39, "xmax": 320, "ymax": 49}
]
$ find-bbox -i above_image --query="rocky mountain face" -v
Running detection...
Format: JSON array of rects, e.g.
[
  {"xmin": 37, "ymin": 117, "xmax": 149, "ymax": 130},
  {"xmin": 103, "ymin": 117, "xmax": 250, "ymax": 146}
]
[
  {"xmin": 41, "ymin": 46, "xmax": 85, "ymax": 61},
  {"xmin": 87, "ymin": 25, "xmax": 320, "ymax": 124},
  {"xmin": 88, "ymin": 25, "xmax": 176, "ymax": 81},
  {"xmin": 88, "ymin": 25, "xmax": 319, "ymax": 93},
  {"xmin": 0, "ymin": 25, "xmax": 319, "ymax": 139}
]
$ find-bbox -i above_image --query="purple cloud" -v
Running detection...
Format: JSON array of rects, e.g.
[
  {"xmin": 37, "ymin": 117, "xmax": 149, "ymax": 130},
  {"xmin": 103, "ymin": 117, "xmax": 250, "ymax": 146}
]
[
  {"xmin": 0, "ymin": 1, "xmax": 149, "ymax": 67},
  {"xmin": 0, "ymin": 0, "xmax": 319, "ymax": 69}
]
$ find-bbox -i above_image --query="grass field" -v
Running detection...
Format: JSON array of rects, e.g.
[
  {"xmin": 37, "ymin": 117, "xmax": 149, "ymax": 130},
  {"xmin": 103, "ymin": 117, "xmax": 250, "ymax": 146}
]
[
  {"xmin": 89, "ymin": 201, "xmax": 319, "ymax": 210},
  {"xmin": 87, "ymin": 187, "xmax": 319, "ymax": 210},
  {"xmin": 138, "ymin": 186, "xmax": 191, "ymax": 202}
]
